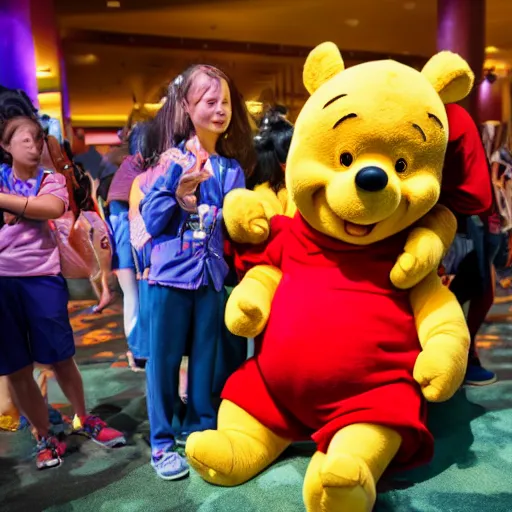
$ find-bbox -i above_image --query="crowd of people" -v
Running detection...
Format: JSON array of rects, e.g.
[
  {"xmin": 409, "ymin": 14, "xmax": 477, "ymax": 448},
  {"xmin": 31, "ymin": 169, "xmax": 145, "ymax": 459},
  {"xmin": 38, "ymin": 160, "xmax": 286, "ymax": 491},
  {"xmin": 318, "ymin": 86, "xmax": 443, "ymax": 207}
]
[{"xmin": 0, "ymin": 59, "xmax": 504, "ymax": 479}]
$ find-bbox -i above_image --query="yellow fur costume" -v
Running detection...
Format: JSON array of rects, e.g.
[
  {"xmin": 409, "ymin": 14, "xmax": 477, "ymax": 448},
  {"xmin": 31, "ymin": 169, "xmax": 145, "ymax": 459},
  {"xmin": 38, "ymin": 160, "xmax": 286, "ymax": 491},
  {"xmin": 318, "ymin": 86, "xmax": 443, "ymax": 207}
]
[{"xmin": 186, "ymin": 43, "xmax": 472, "ymax": 512}]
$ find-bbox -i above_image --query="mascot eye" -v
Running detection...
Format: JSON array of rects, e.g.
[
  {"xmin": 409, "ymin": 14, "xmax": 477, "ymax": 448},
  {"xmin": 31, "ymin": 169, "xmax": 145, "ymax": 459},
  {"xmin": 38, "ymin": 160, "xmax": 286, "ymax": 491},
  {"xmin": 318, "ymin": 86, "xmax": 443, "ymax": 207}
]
[
  {"xmin": 340, "ymin": 152, "xmax": 353, "ymax": 167},
  {"xmin": 395, "ymin": 158, "xmax": 408, "ymax": 173}
]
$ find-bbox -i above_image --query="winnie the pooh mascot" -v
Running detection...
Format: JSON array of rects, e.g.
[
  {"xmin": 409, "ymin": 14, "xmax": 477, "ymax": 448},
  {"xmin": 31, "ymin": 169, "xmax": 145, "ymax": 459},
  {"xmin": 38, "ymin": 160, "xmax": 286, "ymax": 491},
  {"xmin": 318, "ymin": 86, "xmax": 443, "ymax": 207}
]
[{"xmin": 186, "ymin": 42, "xmax": 472, "ymax": 512}]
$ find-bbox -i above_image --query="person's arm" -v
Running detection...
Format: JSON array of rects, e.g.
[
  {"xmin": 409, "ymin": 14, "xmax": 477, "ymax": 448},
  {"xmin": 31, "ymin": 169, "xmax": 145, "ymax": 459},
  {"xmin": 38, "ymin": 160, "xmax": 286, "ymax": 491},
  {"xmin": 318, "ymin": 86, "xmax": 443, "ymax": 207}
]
[
  {"xmin": 0, "ymin": 193, "xmax": 65, "ymax": 220},
  {"xmin": 441, "ymin": 104, "xmax": 493, "ymax": 217},
  {"xmin": 140, "ymin": 162, "xmax": 183, "ymax": 237},
  {"xmin": 0, "ymin": 173, "xmax": 68, "ymax": 221}
]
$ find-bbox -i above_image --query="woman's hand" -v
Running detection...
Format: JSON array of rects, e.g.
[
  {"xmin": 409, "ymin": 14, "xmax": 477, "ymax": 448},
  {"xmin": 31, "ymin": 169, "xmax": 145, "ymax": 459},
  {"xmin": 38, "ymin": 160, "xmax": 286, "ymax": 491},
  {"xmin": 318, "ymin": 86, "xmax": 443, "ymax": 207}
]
[{"xmin": 175, "ymin": 170, "xmax": 211, "ymax": 213}]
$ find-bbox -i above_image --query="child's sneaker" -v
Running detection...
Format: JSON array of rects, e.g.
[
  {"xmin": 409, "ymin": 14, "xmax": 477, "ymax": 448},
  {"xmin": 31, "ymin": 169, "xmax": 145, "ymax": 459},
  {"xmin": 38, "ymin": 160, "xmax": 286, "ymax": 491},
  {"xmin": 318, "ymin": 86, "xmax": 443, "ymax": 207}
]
[
  {"xmin": 151, "ymin": 444, "xmax": 189, "ymax": 480},
  {"xmin": 464, "ymin": 365, "xmax": 497, "ymax": 386},
  {"xmin": 36, "ymin": 436, "xmax": 66, "ymax": 470},
  {"xmin": 73, "ymin": 415, "xmax": 126, "ymax": 448},
  {"xmin": 175, "ymin": 433, "xmax": 190, "ymax": 447}
]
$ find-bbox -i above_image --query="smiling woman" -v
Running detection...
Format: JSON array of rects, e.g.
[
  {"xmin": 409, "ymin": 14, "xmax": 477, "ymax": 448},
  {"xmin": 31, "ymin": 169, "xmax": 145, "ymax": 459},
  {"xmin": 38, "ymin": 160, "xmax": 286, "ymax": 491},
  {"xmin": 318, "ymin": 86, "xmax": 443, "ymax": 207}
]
[{"xmin": 151, "ymin": 65, "xmax": 255, "ymax": 174}]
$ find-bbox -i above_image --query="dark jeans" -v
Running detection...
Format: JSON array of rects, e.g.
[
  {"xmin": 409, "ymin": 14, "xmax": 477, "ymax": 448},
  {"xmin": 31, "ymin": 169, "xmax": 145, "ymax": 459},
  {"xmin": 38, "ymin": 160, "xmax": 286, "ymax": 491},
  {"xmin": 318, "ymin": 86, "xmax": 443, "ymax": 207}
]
[
  {"xmin": 449, "ymin": 217, "xmax": 501, "ymax": 367},
  {"xmin": 146, "ymin": 283, "xmax": 222, "ymax": 450}
]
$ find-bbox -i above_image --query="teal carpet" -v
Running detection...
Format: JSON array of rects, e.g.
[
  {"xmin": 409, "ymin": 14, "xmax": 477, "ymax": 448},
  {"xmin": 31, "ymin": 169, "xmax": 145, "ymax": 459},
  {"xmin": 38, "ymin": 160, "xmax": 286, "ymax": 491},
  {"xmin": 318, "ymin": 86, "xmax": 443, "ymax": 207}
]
[{"xmin": 1, "ymin": 300, "xmax": 512, "ymax": 512}]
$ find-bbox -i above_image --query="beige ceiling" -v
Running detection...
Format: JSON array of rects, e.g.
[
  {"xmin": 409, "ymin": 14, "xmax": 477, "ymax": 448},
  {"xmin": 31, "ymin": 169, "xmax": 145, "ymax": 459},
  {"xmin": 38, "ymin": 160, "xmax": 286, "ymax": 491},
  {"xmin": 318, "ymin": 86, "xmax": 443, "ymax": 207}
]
[{"xmin": 54, "ymin": 0, "xmax": 512, "ymax": 124}]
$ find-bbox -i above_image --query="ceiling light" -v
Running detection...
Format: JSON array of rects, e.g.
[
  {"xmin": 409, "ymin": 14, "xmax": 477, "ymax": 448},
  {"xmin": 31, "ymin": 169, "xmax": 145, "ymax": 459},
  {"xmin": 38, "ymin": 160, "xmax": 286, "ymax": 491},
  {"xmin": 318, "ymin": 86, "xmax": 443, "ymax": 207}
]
[
  {"xmin": 485, "ymin": 46, "xmax": 499, "ymax": 54},
  {"xmin": 36, "ymin": 66, "xmax": 53, "ymax": 78},
  {"xmin": 107, "ymin": 1, "xmax": 121, "ymax": 8},
  {"xmin": 245, "ymin": 101, "xmax": 263, "ymax": 116},
  {"xmin": 403, "ymin": 2, "xmax": 416, "ymax": 9},
  {"xmin": 344, "ymin": 19, "xmax": 360, "ymax": 27},
  {"xmin": 70, "ymin": 54, "xmax": 99, "ymax": 65}
]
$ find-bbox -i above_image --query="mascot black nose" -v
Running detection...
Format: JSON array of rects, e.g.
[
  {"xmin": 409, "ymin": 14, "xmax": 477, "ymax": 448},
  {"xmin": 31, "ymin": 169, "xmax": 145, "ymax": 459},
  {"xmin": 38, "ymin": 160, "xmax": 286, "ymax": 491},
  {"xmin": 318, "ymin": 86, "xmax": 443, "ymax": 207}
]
[{"xmin": 355, "ymin": 167, "xmax": 388, "ymax": 192}]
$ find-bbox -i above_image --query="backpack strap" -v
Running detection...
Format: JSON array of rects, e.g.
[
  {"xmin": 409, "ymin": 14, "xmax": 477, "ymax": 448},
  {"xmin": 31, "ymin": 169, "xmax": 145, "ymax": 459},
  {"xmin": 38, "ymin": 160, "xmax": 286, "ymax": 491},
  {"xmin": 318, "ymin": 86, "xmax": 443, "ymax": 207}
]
[
  {"xmin": 45, "ymin": 135, "xmax": 80, "ymax": 217},
  {"xmin": 36, "ymin": 169, "xmax": 52, "ymax": 194}
]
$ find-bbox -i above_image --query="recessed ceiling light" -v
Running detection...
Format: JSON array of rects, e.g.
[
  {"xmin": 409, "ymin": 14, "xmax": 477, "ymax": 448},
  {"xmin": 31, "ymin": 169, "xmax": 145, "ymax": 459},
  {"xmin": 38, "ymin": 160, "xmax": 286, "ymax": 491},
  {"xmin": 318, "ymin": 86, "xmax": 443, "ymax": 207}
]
[
  {"xmin": 71, "ymin": 54, "xmax": 99, "ymax": 65},
  {"xmin": 107, "ymin": 1, "xmax": 121, "ymax": 8},
  {"xmin": 344, "ymin": 19, "xmax": 360, "ymax": 27},
  {"xmin": 486, "ymin": 46, "xmax": 500, "ymax": 54},
  {"xmin": 403, "ymin": 1, "xmax": 416, "ymax": 9}
]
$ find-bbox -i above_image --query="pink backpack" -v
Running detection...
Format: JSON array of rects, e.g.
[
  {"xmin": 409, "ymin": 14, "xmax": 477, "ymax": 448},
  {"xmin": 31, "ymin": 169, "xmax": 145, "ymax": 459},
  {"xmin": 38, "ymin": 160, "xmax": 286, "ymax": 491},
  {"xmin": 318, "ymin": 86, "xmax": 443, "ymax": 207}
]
[{"xmin": 44, "ymin": 137, "xmax": 113, "ymax": 312}]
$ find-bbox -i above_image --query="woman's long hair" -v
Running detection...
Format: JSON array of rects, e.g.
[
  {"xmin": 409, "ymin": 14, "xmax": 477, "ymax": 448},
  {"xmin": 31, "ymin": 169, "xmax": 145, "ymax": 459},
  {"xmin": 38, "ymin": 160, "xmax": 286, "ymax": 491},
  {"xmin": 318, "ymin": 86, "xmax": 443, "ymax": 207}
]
[{"xmin": 150, "ymin": 65, "xmax": 256, "ymax": 176}]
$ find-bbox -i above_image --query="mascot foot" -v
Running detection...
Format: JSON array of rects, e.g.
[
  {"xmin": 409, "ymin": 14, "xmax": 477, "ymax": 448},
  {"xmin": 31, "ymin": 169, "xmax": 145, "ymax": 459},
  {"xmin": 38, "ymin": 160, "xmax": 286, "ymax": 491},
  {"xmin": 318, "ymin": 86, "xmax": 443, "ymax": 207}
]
[
  {"xmin": 304, "ymin": 451, "xmax": 376, "ymax": 512},
  {"xmin": 185, "ymin": 401, "xmax": 290, "ymax": 486},
  {"xmin": 304, "ymin": 423, "xmax": 402, "ymax": 511},
  {"xmin": 186, "ymin": 430, "xmax": 242, "ymax": 486}
]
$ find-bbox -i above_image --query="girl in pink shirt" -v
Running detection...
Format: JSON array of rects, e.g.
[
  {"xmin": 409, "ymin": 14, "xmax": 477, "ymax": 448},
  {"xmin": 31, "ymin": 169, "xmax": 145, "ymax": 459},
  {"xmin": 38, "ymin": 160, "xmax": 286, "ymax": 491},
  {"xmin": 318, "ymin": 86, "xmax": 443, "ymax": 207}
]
[{"xmin": 0, "ymin": 116, "xmax": 125, "ymax": 470}]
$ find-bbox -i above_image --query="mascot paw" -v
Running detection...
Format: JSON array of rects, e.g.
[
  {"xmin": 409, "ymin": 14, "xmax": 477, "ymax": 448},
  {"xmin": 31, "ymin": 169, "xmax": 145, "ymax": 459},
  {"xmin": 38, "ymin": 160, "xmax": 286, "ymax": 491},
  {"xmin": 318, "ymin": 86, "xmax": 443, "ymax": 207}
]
[
  {"xmin": 413, "ymin": 348, "xmax": 466, "ymax": 402},
  {"xmin": 391, "ymin": 226, "xmax": 446, "ymax": 290},
  {"xmin": 305, "ymin": 452, "xmax": 376, "ymax": 512},
  {"xmin": 390, "ymin": 252, "xmax": 429, "ymax": 290},
  {"xmin": 223, "ymin": 189, "xmax": 271, "ymax": 245},
  {"xmin": 225, "ymin": 284, "xmax": 270, "ymax": 338}
]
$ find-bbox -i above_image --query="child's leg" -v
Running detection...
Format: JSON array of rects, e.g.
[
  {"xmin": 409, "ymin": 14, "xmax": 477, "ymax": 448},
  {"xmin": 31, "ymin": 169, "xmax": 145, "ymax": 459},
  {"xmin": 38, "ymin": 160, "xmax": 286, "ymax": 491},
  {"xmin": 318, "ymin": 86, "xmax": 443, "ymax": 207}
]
[
  {"xmin": 183, "ymin": 284, "xmax": 222, "ymax": 434},
  {"xmin": 128, "ymin": 278, "xmax": 150, "ymax": 370},
  {"xmin": 51, "ymin": 358, "xmax": 87, "ymax": 418},
  {"xmin": 7, "ymin": 365, "xmax": 50, "ymax": 438},
  {"xmin": 146, "ymin": 284, "xmax": 193, "ymax": 449},
  {"xmin": 116, "ymin": 268, "xmax": 139, "ymax": 340},
  {"xmin": 21, "ymin": 275, "xmax": 78, "ymax": 400},
  {"xmin": 110, "ymin": 201, "xmax": 138, "ymax": 335},
  {"xmin": 466, "ymin": 266, "xmax": 496, "ymax": 363},
  {"xmin": 0, "ymin": 277, "xmax": 68, "ymax": 467},
  {"xmin": 22, "ymin": 275, "xmax": 126, "ymax": 446},
  {"xmin": 0, "ymin": 276, "xmax": 49, "ymax": 437}
]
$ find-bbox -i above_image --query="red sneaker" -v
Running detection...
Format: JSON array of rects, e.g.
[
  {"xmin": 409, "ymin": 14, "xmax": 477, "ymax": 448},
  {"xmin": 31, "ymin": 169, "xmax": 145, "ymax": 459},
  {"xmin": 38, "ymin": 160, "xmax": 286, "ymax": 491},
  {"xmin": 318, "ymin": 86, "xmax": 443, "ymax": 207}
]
[
  {"xmin": 73, "ymin": 415, "xmax": 126, "ymax": 448},
  {"xmin": 36, "ymin": 436, "xmax": 66, "ymax": 470}
]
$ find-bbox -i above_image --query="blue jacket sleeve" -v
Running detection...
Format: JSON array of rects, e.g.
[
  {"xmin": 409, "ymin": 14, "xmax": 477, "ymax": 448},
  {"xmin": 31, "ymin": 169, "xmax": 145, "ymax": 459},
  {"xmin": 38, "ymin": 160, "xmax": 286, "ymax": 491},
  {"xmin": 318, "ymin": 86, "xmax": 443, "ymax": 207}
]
[
  {"xmin": 140, "ymin": 162, "xmax": 181, "ymax": 238},
  {"xmin": 223, "ymin": 161, "xmax": 246, "ymax": 195}
]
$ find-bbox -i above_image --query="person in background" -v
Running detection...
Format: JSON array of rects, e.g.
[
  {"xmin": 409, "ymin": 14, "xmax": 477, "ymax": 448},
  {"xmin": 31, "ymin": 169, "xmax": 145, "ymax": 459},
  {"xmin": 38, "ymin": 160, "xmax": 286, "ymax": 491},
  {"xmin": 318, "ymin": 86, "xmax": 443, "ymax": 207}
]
[
  {"xmin": 107, "ymin": 122, "xmax": 153, "ymax": 370},
  {"xmin": 0, "ymin": 116, "xmax": 126, "ymax": 470},
  {"xmin": 246, "ymin": 107, "xmax": 293, "ymax": 213},
  {"xmin": 440, "ymin": 103, "xmax": 498, "ymax": 386}
]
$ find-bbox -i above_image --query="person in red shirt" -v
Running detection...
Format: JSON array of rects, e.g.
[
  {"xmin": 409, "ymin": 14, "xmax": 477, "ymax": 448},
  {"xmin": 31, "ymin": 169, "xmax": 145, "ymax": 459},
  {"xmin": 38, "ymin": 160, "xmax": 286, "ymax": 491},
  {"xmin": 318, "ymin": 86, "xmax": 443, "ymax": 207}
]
[{"xmin": 440, "ymin": 103, "xmax": 498, "ymax": 385}]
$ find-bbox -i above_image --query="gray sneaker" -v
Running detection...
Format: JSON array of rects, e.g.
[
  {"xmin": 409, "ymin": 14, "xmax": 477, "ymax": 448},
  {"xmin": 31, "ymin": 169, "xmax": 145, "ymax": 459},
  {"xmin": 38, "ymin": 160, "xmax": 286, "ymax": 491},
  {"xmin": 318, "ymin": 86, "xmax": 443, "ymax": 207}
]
[
  {"xmin": 175, "ymin": 433, "xmax": 190, "ymax": 447},
  {"xmin": 151, "ymin": 445, "xmax": 189, "ymax": 480}
]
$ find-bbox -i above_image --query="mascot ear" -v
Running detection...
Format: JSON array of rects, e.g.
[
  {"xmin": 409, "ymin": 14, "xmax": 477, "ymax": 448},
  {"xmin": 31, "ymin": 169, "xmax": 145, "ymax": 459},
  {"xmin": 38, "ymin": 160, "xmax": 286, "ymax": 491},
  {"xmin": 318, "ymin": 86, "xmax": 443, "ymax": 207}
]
[
  {"xmin": 421, "ymin": 51, "xmax": 474, "ymax": 104},
  {"xmin": 303, "ymin": 42, "xmax": 345, "ymax": 95}
]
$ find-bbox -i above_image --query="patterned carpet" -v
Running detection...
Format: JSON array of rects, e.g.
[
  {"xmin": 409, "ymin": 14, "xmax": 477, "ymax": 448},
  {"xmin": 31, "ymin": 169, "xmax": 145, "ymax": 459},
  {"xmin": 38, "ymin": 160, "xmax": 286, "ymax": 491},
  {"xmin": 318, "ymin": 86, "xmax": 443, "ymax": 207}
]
[{"xmin": 1, "ymin": 299, "xmax": 512, "ymax": 512}]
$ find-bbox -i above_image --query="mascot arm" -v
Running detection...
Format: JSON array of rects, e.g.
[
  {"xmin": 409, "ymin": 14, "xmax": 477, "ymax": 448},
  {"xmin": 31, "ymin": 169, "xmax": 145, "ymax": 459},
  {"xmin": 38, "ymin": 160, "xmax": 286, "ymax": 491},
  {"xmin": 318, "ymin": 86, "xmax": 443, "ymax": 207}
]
[
  {"xmin": 390, "ymin": 204, "xmax": 456, "ymax": 290},
  {"xmin": 225, "ymin": 265, "xmax": 283, "ymax": 338},
  {"xmin": 225, "ymin": 216, "xmax": 289, "ymax": 337},
  {"xmin": 409, "ymin": 270, "xmax": 470, "ymax": 402}
]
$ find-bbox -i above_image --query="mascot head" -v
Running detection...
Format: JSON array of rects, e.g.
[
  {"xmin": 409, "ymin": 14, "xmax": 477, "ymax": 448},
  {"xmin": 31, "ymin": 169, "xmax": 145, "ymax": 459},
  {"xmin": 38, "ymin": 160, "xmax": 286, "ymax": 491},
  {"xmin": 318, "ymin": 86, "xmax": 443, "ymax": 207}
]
[{"xmin": 286, "ymin": 42, "xmax": 474, "ymax": 244}]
